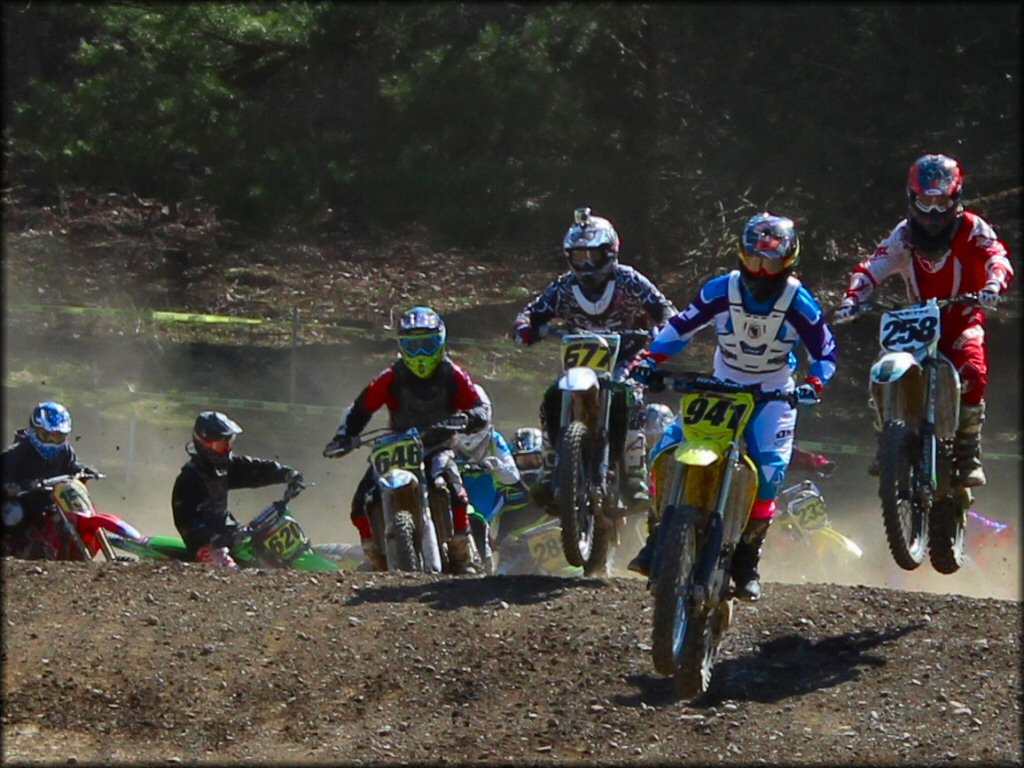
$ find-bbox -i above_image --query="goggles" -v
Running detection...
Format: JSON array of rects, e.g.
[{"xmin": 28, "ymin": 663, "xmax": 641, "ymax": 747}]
[
  {"xmin": 740, "ymin": 252, "xmax": 789, "ymax": 276},
  {"xmin": 567, "ymin": 248, "xmax": 610, "ymax": 270},
  {"xmin": 196, "ymin": 435, "xmax": 233, "ymax": 456},
  {"xmin": 913, "ymin": 193, "xmax": 955, "ymax": 214},
  {"xmin": 32, "ymin": 425, "xmax": 68, "ymax": 445},
  {"xmin": 399, "ymin": 334, "xmax": 443, "ymax": 358},
  {"xmin": 513, "ymin": 452, "xmax": 543, "ymax": 471}
]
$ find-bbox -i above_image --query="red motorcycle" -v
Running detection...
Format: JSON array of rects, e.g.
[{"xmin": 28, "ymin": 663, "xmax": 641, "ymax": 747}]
[{"xmin": 5, "ymin": 472, "xmax": 142, "ymax": 561}]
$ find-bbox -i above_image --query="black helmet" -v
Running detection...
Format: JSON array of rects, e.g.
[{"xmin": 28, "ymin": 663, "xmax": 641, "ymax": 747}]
[{"xmin": 189, "ymin": 411, "xmax": 242, "ymax": 468}]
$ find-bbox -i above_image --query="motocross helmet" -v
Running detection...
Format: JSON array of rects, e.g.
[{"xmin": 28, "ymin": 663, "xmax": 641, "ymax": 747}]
[
  {"xmin": 738, "ymin": 212, "xmax": 800, "ymax": 303},
  {"xmin": 398, "ymin": 306, "xmax": 446, "ymax": 379},
  {"xmin": 511, "ymin": 427, "xmax": 543, "ymax": 485},
  {"xmin": 28, "ymin": 401, "xmax": 72, "ymax": 460},
  {"xmin": 906, "ymin": 153, "xmax": 964, "ymax": 261},
  {"xmin": 454, "ymin": 384, "xmax": 494, "ymax": 463},
  {"xmin": 643, "ymin": 403, "xmax": 675, "ymax": 448},
  {"xmin": 189, "ymin": 411, "xmax": 242, "ymax": 469},
  {"xmin": 563, "ymin": 207, "xmax": 620, "ymax": 301}
]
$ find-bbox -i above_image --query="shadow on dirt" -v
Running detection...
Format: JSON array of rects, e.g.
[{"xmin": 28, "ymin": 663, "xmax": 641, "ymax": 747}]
[
  {"xmin": 345, "ymin": 573, "xmax": 611, "ymax": 610},
  {"xmin": 616, "ymin": 622, "xmax": 927, "ymax": 709}
]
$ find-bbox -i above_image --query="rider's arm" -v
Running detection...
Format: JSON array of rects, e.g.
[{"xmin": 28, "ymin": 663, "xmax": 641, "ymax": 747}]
[
  {"xmin": 961, "ymin": 212, "xmax": 1014, "ymax": 295},
  {"xmin": 632, "ymin": 269, "xmax": 679, "ymax": 326},
  {"xmin": 450, "ymin": 365, "xmax": 490, "ymax": 433},
  {"xmin": 648, "ymin": 275, "xmax": 731, "ymax": 361},
  {"xmin": 226, "ymin": 454, "xmax": 298, "ymax": 490},
  {"xmin": 487, "ymin": 431, "xmax": 521, "ymax": 486},
  {"xmin": 512, "ymin": 278, "xmax": 564, "ymax": 343},
  {"xmin": 843, "ymin": 223, "xmax": 914, "ymax": 305},
  {"xmin": 333, "ymin": 366, "xmax": 398, "ymax": 438},
  {"xmin": 789, "ymin": 288, "xmax": 839, "ymax": 389}
]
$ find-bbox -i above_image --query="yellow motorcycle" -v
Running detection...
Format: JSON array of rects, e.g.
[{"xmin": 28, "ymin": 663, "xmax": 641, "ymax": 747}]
[{"xmin": 645, "ymin": 371, "xmax": 798, "ymax": 699}]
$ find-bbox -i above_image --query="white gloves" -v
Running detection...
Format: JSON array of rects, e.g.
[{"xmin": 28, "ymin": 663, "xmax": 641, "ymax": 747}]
[
  {"xmin": 979, "ymin": 284, "xmax": 1001, "ymax": 309},
  {"xmin": 832, "ymin": 297, "xmax": 859, "ymax": 325}
]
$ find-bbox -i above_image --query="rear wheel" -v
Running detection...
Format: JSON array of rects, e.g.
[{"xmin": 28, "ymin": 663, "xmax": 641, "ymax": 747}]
[
  {"xmin": 879, "ymin": 421, "xmax": 928, "ymax": 570},
  {"xmin": 651, "ymin": 505, "xmax": 700, "ymax": 677},
  {"xmin": 929, "ymin": 494, "xmax": 967, "ymax": 574},
  {"xmin": 556, "ymin": 421, "xmax": 598, "ymax": 568}
]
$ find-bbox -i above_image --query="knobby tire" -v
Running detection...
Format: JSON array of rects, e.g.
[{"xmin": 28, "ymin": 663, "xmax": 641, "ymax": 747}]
[
  {"xmin": 392, "ymin": 510, "xmax": 420, "ymax": 572},
  {"xmin": 879, "ymin": 421, "xmax": 927, "ymax": 570},
  {"xmin": 650, "ymin": 505, "xmax": 699, "ymax": 677},
  {"xmin": 556, "ymin": 421, "xmax": 597, "ymax": 568},
  {"xmin": 929, "ymin": 494, "xmax": 966, "ymax": 574}
]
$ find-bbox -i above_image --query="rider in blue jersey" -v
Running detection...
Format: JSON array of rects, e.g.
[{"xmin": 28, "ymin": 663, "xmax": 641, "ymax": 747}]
[{"xmin": 628, "ymin": 213, "xmax": 838, "ymax": 600}]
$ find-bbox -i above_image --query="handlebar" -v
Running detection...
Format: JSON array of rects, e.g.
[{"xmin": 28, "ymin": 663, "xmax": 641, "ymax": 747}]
[
  {"xmin": 15, "ymin": 470, "xmax": 105, "ymax": 497},
  {"xmin": 537, "ymin": 325, "xmax": 652, "ymax": 344},
  {"xmin": 646, "ymin": 369, "xmax": 799, "ymax": 406},
  {"xmin": 323, "ymin": 414, "xmax": 472, "ymax": 458},
  {"xmin": 838, "ymin": 293, "xmax": 989, "ymax": 321}
]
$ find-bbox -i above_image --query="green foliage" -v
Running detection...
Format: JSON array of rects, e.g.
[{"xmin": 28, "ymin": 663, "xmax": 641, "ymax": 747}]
[{"xmin": 5, "ymin": 2, "xmax": 1019, "ymax": 260}]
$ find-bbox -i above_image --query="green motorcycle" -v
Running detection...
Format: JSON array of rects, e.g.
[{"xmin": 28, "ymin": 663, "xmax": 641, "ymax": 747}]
[{"xmin": 107, "ymin": 482, "xmax": 340, "ymax": 571}]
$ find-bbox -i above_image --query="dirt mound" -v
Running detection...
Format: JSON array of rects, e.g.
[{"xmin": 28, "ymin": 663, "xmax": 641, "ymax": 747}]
[{"xmin": 2, "ymin": 558, "xmax": 1020, "ymax": 764}]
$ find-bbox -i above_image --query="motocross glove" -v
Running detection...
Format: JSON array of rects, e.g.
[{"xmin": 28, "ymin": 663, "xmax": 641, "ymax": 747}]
[
  {"xmin": 627, "ymin": 351, "xmax": 662, "ymax": 390},
  {"xmin": 286, "ymin": 469, "xmax": 305, "ymax": 488},
  {"xmin": 513, "ymin": 323, "xmax": 535, "ymax": 346},
  {"xmin": 978, "ymin": 284, "xmax": 1001, "ymax": 309},
  {"xmin": 795, "ymin": 376, "xmax": 824, "ymax": 406},
  {"xmin": 832, "ymin": 297, "xmax": 859, "ymax": 325},
  {"xmin": 323, "ymin": 434, "xmax": 355, "ymax": 458}
]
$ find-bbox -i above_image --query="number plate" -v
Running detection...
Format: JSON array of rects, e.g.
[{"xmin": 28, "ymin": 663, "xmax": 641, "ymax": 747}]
[
  {"xmin": 879, "ymin": 303, "xmax": 940, "ymax": 353},
  {"xmin": 560, "ymin": 333, "xmax": 621, "ymax": 373},
  {"xmin": 526, "ymin": 524, "xmax": 566, "ymax": 572},
  {"xmin": 788, "ymin": 494, "xmax": 829, "ymax": 531},
  {"xmin": 371, "ymin": 433, "xmax": 423, "ymax": 476},
  {"xmin": 261, "ymin": 516, "xmax": 308, "ymax": 562},
  {"xmin": 679, "ymin": 391, "xmax": 755, "ymax": 446}
]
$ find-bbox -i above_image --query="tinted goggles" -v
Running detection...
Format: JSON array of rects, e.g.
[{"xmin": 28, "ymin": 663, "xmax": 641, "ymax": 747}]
[
  {"xmin": 197, "ymin": 435, "xmax": 233, "ymax": 455},
  {"xmin": 32, "ymin": 425, "xmax": 68, "ymax": 445},
  {"xmin": 913, "ymin": 193, "xmax": 955, "ymax": 214},
  {"xmin": 567, "ymin": 248, "xmax": 610, "ymax": 270},
  {"xmin": 399, "ymin": 334, "xmax": 443, "ymax": 357},
  {"xmin": 740, "ymin": 252, "xmax": 789, "ymax": 276}
]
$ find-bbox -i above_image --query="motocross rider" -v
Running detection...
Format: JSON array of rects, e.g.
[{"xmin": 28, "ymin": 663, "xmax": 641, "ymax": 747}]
[
  {"xmin": 322, "ymin": 306, "xmax": 490, "ymax": 574},
  {"xmin": 1, "ymin": 401, "xmax": 100, "ymax": 558},
  {"xmin": 628, "ymin": 213, "xmax": 838, "ymax": 601},
  {"xmin": 511, "ymin": 207, "xmax": 678, "ymax": 511},
  {"xmin": 832, "ymin": 153, "xmax": 1013, "ymax": 487},
  {"xmin": 172, "ymin": 411, "xmax": 303, "ymax": 568},
  {"xmin": 453, "ymin": 384, "xmax": 523, "ymax": 568}
]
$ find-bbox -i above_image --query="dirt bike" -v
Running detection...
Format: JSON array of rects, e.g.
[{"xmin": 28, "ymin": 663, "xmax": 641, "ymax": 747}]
[
  {"xmin": 644, "ymin": 370, "xmax": 802, "ymax": 699},
  {"xmin": 325, "ymin": 415, "xmax": 470, "ymax": 573},
  {"xmin": 853, "ymin": 294, "xmax": 987, "ymax": 574},
  {"xmin": 108, "ymin": 481, "xmax": 340, "ymax": 571},
  {"xmin": 6, "ymin": 471, "xmax": 142, "ymax": 562},
  {"xmin": 773, "ymin": 478, "xmax": 864, "ymax": 567},
  {"xmin": 543, "ymin": 327, "xmax": 651, "ymax": 577}
]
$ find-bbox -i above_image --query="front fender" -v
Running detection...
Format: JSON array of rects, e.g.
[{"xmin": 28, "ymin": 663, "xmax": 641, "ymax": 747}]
[
  {"xmin": 558, "ymin": 367, "xmax": 600, "ymax": 392},
  {"xmin": 378, "ymin": 468, "xmax": 418, "ymax": 491},
  {"xmin": 870, "ymin": 351, "xmax": 920, "ymax": 385}
]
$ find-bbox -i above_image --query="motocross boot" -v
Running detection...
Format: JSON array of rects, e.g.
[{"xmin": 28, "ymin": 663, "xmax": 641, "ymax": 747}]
[
  {"xmin": 954, "ymin": 402, "xmax": 987, "ymax": 488},
  {"xmin": 627, "ymin": 510, "xmax": 658, "ymax": 576},
  {"xmin": 359, "ymin": 537, "xmax": 387, "ymax": 571},
  {"xmin": 730, "ymin": 517, "xmax": 772, "ymax": 601},
  {"xmin": 528, "ymin": 430, "xmax": 558, "ymax": 514},
  {"xmin": 623, "ymin": 429, "xmax": 651, "ymax": 508},
  {"xmin": 196, "ymin": 545, "xmax": 238, "ymax": 569},
  {"xmin": 448, "ymin": 531, "xmax": 481, "ymax": 575}
]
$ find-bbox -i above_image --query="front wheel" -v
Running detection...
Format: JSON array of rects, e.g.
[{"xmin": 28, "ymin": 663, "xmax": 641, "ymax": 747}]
[
  {"xmin": 391, "ymin": 510, "xmax": 421, "ymax": 572},
  {"xmin": 650, "ymin": 505, "xmax": 700, "ymax": 677},
  {"xmin": 556, "ymin": 421, "xmax": 599, "ymax": 568},
  {"xmin": 428, "ymin": 487, "xmax": 454, "ymax": 573},
  {"xmin": 928, "ymin": 494, "xmax": 967, "ymax": 574},
  {"xmin": 879, "ymin": 421, "xmax": 928, "ymax": 570}
]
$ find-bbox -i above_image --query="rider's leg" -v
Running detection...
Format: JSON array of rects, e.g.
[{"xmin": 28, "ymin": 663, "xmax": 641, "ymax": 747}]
[
  {"xmin": 351, "ymin": 469, "xmax": 386, "ymax": 570},
  {"xmin": 948, "ymin": 331, "xmax": 989, "ymax": 487},
  {"xmin": 627, "ymin": 417, "xmax": 682, "ymax": 576},
  {"xmin": 618, "ymin": 390, "xmax": 650, "ymax": 506},
  {"xmin": 436, "ymin": 451, "xmax": 481, "ymax": 574},
  {"xmin": 730, "ymin": 400, "xmax": 796, "ymax": 601},
  {"xmin": 531, "ymin": 384, "xmax": 561, "ymax": 513}
]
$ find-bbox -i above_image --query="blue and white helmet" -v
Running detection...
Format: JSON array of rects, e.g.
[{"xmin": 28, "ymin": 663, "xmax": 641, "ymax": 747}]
[
  {"xmin": 28, "ymin": 401, "xmax": 72, "ymax": 460},
  {"xmin": 563, "ymin": 207, "xmax": 620, "ymax": 297}
]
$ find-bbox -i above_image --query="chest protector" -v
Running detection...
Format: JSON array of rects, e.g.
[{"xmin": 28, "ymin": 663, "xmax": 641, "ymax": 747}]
[
  {"xmin": 718, "ymin": 272, "xmax": 799, "ymax": 374},
  {"xmin": 391, "ymin": 359, "xmax": 458, "ymax": 433}
]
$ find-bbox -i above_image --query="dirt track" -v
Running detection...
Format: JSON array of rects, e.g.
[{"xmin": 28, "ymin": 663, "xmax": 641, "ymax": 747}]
[{"xmin": 2, "ymin": 558, "xmax": 1020, "ymax": 765}]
